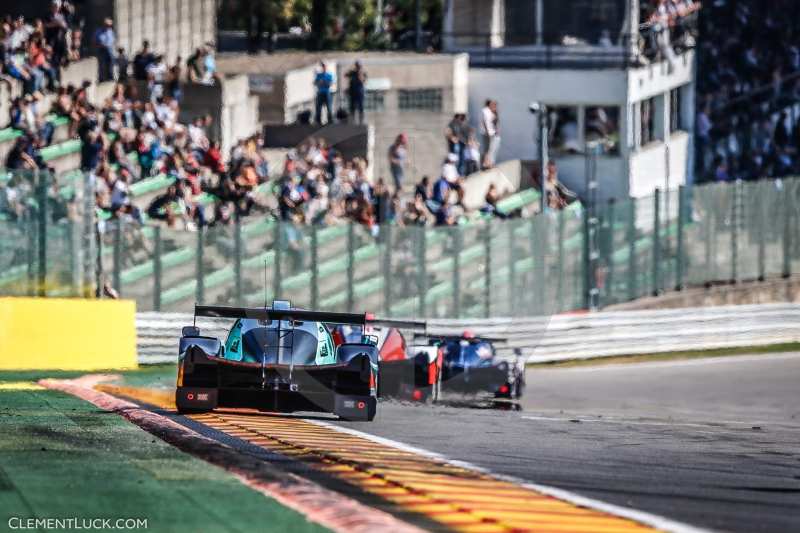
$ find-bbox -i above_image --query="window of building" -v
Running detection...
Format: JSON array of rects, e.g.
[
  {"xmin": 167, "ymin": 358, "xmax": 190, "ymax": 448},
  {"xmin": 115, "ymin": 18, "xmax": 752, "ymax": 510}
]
[
  {"xmin": 364, "ymin": 90, "xmax": 386, "ymax": 112},
  {"xmin": 585, "ymin": 106, "xmax": 619, "ymax": 155},
  {"xmin": 548, "ymin": 107, "xmax": 581, "ymax": 154},
  {"xmin": 670, "ymin": 88, "xmax": 683, "ymax": 133},
  {"xmin": 398, "ymin": 88, "xmax": 443, "ymax": 111},
  {"xmin": 542, "ymin": 0, "xmax": 626, "ymax": 45},
  {"xmin": 505, "ymin": 0, "xmax": 537, "ymax": 45},
  {"xmin": 639, "ymin": 97, "xmax": 656, "ymax": 146}
]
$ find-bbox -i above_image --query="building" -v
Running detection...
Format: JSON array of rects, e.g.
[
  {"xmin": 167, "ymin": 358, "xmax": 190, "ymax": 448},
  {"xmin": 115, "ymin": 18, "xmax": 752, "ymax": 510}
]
[
  {"xmin": 443, "ymin": 0, "xmax": 697, "ymax": 202},
  {"xmin": 216, "ymin": 52, "xmax": 469, "ymax": 186},
  {"xmin": 0, "ymin": 0, "xmax": 216, "ymax": 65}
]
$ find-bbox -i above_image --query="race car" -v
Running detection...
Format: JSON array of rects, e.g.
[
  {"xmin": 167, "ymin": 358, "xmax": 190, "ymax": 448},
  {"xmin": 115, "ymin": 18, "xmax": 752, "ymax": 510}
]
[
  {"xmin": 175, "ymin": 301, "xmax": 385, "ymax": 421},
  {"xmin": 331, "ymin": 320, "xmax": 441, "ymax": 402},
  {"xmin": 433, "ymin": 332, "xmax": 525, "ymax": 399}
]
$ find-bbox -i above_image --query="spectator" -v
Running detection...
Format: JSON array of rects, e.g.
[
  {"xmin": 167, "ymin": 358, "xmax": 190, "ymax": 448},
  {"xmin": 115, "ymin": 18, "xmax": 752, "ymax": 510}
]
[
  {"xmin": 314, "ymin": 61, "xmax": 334, "ymax": 125},
  {"xmin": 480, "ymin": 99, "xmax": 500, "ymax": 169},
  {"xmin": 345, "ymin": 60, "xmax": 367, "ymax": 124},
  {"xmin": 132, "ymin": 40, "xmax": 154, "ymax": 81},
  {"xmin": 186, "ymin": 47, "xmax": 205, "ymax": 83},
  {"xmin": 115, "ymin": 47, "xmax": 129, "ymax": 82},
  {"xmin": 388, "ymin": 133, "xmax": 408, "ymax": 192},
  {"xmin": 94, "ymin": 18, "xmax": 115, "ymax": 82},
  {"xmin": 445, "ymin": 113, "xmax": 468, "ymax": 174}
]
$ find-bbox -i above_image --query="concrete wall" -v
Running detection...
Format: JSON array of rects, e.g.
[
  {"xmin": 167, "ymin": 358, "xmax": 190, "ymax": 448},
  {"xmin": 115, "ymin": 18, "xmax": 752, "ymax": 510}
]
[
  {"xmin": 178, "ymin": 75, "xmax": 260, "ymax": 159},
  {"xmin": 263, "ymin": 124, "xmax": 370, "ymax": 163},
  {"xmin": 461, "ymin": 159, "xmax": 523, "ymax": 210},
  {"xmin": 81, "ymin": 0, "xmax": 216, "ymax": 63}
]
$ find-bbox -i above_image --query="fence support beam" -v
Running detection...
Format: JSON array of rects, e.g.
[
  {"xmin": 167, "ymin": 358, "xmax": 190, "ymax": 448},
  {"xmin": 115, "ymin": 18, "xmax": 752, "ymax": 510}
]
[
  {"xmin": 652, "ymin": 188, "xmax": 661, "ymax": 296},
  {"xmin": 416, "ymin": 227, "xmax": 427, "ymax": 318},
  {"xmin": 273, "ymin": 222, "xmax": 282, "ymax": 299},
  {"xmin": 627, "ymin": 200, "xmax": 637, "ymax": 300},
  {"xmin": 382, "ymin": 225, "xmax": 392, "ymax": 317},
  {"xmin": 311, "ymin": 225, "xmax": 319, "ymax": 309},
  {"xmin": 483, "ymin": 224, "xmax": 492, "ymax": 318},
  {"xmin": 676, "ymin": 185, "xmax": 685, "ymax": 290},
  {"xmin": 346, "ymin": 224, "xmax": 355, "ymax": 312},
  {"xmin": 153, "ymin": 226, "xmax": 162, "ymax": 311},
  {"xmin": 113, "ymin": 220, "xmax": 122, "ymax": 298},
  {"xmin": 234, "ymin": 217, "xmax": 243, "ymax": 305},
  {"xmin": 195, "ymin": 225, "xmax": 205, "ymax": 304},
  {"xmin": 452, "ymin": 227, "xmax": 461, "ymax": 318},
  {"xmin": 37, "ymin": 171, "xmax": 48, "ymax": 296},
  {"xmin": 783, "ymin": 192, "xmax": 792, "ymax": 278}
]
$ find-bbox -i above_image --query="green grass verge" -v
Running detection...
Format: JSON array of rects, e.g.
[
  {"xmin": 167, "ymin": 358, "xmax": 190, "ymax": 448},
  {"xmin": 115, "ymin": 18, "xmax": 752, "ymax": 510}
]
[
  {"xmin": 527, "ymin": 342, "xmax": 800, "ymax": 368},
  {"xmin": 0, "ymin": 381, "xmax": 328, "ymax": 533}
]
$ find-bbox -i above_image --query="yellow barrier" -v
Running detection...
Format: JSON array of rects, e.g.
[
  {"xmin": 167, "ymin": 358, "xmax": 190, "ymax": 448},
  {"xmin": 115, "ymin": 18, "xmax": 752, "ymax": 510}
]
[{"xmin": 0, "ymin": 298, "xmax": 138, "ymax": 370}]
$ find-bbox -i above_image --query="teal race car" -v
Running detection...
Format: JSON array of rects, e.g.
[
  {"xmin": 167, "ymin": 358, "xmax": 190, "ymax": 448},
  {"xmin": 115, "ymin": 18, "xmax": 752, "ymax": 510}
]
[{"xmin": 176, "ymin": 301, "xmax": 404, "ymax": 421}]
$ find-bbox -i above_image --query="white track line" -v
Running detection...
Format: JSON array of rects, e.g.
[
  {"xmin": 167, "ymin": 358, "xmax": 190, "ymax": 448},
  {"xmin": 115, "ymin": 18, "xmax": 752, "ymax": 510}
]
[{"xmin": 307, "ymin": 418, "xmax": 712, "ymax": 533}]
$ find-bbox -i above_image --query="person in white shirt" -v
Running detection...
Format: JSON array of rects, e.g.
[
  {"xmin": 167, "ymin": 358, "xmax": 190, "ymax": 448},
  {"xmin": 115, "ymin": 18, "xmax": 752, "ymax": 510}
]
[
  {"xmin": 441, "ymin": 153, "xmax": 460, "ymax": 183},
  {"xmin": 480, "ymin": 99, "xmax": 500, "ymax": 169}
]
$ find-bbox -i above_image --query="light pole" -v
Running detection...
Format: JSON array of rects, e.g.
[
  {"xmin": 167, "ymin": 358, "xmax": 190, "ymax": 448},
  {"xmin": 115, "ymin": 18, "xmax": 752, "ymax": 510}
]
[{"xmin": 529, "ymin": 102, "xmax": 548, "ymax": 214}]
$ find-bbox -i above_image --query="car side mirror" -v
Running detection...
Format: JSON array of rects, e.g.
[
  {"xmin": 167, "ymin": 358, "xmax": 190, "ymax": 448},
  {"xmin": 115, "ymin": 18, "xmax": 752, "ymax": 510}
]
[{"xmin": 182, "ymin": 326, "xmax": 200, "ymax": 337}]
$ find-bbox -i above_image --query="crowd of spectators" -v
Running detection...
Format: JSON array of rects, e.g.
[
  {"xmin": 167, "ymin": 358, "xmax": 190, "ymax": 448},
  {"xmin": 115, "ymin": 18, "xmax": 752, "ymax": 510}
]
[
  {"xmin": 640, "ymin": 0, "xmax": 700, "ymax": 64},
  {"xmin": 1, "ymin": 2, "xmax": 81, "ymax": 95},
  {"xmin": 695, "ymin": 0, "xmax": 800, "ymax": 182}
]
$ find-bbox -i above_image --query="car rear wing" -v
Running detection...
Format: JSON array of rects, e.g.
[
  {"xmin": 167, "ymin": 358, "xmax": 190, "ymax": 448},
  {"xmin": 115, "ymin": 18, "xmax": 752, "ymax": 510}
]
[
  {"xmin": 413, "ymin": 333, "xmax": 508, "ymax": 344},
  {"xmin": 194, "ymin": 305, "xmax": 426, "ymax": 330}
]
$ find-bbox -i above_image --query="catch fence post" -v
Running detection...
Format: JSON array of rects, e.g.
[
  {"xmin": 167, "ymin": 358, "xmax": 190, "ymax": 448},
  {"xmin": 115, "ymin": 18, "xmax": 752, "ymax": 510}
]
[
  {"xmin": 195, "ymin": 225, "xmax": 205, "ymax": 304},
  {"xmin": 37, "ymin": 171, "xmax": 48, "ymax": 296},
  {"xmin": 652, "ymin": 188, "xmax": 661, "ymax": 296},
  {"xmin": 605, "ymin": 199, "xmax": 616, "ymax": 305},
  {"xmin": 731, "ymin": 181, "xmax": 740, "ymax": 283},
  {"xmin": 627, "ymin": 200, "xmax": 637, "ymax": 300},
  {"xmin": 234, "ymin": 216, "xmax": 243, "ymax": 305},
  {"xmin": 676, "ymin": 185, "xmax": 685, "ymax": 290},
  {"xmin": 113, "ymin": 219, "xmax": 122, "ymax": 298},
  {"xmin": 153, "ymin": 226, "xmax": 162, "ymax": 311},
  {"xmin": 311, "ymin": 224, "xmax": 319, "ymax": 309},
  {"xmin": 452, "ymin": 226, "xmax": 461, "ymax": 318},
  {"xmin": 416, "ymin": 226, "xmax": 428, "ymax": 318},
  {"xmin": 346, "ymin": 223, "xmax": 355, "ymax": 312},
  {"xmin": 483, "ymin": 222, "xmax": 492, "ymax": 317},
  {"xmin": 382, "ymin": 225, "xmax": 392, "ymax": 316},
  {"xmin": 783, "ymin": 192, "xmax": 792, "ymax": 278},
  {"xmin": 557, "ymin": 210, "xmax": 565, "ymax": 311},
  {"xmin": 273, "ymin": 221, "xmax": 282, "ymax": 299}
]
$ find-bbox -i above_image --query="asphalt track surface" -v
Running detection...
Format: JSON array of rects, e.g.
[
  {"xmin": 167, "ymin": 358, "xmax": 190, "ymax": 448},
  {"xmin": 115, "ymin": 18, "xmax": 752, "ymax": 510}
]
[{"xmin": 334, "ymin": 353, "xmax": 800, "ymax": 533}]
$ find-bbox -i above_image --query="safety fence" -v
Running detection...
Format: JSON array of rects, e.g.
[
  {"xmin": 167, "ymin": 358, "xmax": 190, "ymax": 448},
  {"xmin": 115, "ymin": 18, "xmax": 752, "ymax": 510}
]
[
  {"xmin": 0, "ymin": 169, "xmax": 95, "ymax": 298},
  {"xmin": 2, "ymin": 172, "xmax": 800, "ymax": 318},
  {"xmin": 136, "ymin": 303, "xmax": 800, "ymax": 364}
]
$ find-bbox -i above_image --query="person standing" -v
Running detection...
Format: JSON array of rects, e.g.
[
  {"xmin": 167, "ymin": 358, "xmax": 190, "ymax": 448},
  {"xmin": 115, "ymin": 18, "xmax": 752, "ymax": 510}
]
[
  {"xmin": 94, "ymin": 18, "xmax": 116, "ymax": 82},
  {"xmin": 346, "ymin": 61, "xmax": 367, "ymax": 124},
  {"xmin": 388, "ymin": 133, "xmax": 408, "ymax": 192},
  {"xmin": 314, "ymin": 61, "xmax": 334, "ymax": 125},
  {"xmin": 480, "ymin": 99, "xmax": 500, "ymax": 169}
]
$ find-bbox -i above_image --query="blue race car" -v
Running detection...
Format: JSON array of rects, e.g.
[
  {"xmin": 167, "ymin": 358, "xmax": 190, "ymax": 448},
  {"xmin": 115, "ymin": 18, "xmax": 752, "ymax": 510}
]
[
  {"xmin": 175, "ymin": 301, "xmax": 386, "ymax": 421},
  {"xmin": 435, "ymin": 332, "xmax": 525, "ymax": 399}
]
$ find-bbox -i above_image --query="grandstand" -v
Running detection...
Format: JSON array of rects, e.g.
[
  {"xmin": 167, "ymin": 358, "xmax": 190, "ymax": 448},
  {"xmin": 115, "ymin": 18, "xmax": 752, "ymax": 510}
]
[{"xmin": 2, "ymin": 0, "xmax": 800, "ymax": 320}]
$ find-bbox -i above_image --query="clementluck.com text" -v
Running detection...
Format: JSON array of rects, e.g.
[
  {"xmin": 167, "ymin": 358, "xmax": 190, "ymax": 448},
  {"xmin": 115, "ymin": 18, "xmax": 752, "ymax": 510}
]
[{"xmin": 8, "ymin": 518, "xmax": 148, "ymax": 530}]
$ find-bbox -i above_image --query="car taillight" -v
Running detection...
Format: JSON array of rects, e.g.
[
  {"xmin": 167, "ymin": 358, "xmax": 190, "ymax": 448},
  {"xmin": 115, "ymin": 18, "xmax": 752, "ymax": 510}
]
[
  {"xmin": 428, "ymin": 361, "xmax": 437, "ymax": 385},
  {"xmin": 499, "ymin": 384, "xmax": 509, "ymax": 394},
  {"xmin": 412, "ymin": 389, "xmax": 423, "ymax": 401}
]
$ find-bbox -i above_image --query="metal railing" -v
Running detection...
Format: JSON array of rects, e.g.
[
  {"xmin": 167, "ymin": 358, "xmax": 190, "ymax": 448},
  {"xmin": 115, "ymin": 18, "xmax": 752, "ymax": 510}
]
[{"xmin": 3, "ymin": 174, "xmax": 799, "ymax": 319}]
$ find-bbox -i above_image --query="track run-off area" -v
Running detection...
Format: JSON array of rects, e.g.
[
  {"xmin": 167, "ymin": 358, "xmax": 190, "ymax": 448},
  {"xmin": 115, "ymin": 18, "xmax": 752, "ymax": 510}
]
[{"xmin": 38, "ymin": 351, "xmax": 800, "ymax": 533}]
